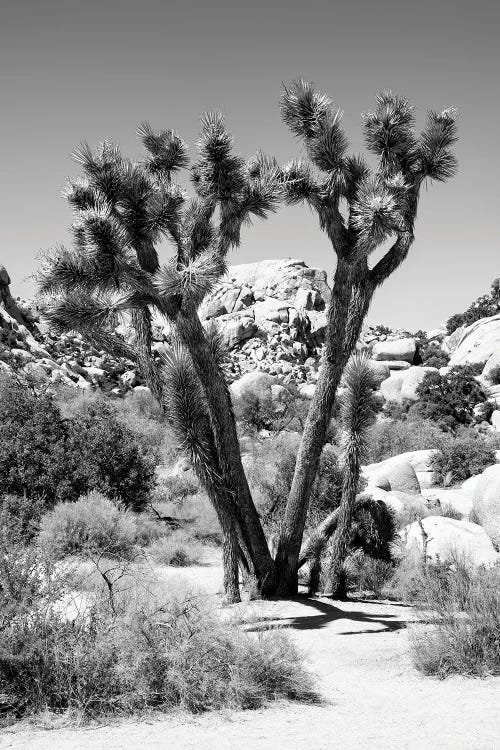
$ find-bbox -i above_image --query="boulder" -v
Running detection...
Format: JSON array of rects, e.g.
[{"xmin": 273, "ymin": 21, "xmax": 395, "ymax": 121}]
[
  {"xmin": 448, "ymin": 313, "xmax": 500, "ymax": 368},
  {"xmin": 402, "ymin": 516, "xmax": 499, "ymax": 567},
  {"xmin": 364, "ymin": 456, "xmax": 422, "ymax": 494},
  {"xmin": 472, "ymin": 464, "xmax": 500, "ymax": 547},
  {"xmin": 421, "ymin": 488, "xmax": 473, "ymax": 517},
  {"xmin": 372, "ymin": 337, "xmax": 417, "ymax": 364},
  {"xmin": 367, "ymin": 360, "xmax": 391, "ymax": 387},
  {"xmin": 426, "ymin": 327, "xmax": 446, "ymax": 342},
  {"xmin": 380, "ymin": 366, "xmax": 437, "ymax": 404}
]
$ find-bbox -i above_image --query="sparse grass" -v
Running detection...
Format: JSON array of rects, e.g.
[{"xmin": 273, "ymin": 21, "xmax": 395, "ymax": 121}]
[
  {"xmin": 409, "ymin": 562, "xmax": 500, "ymax": 678},
  {"xmin": 366, "ymin": 418, "xmax": 444, "ymax": 463}
]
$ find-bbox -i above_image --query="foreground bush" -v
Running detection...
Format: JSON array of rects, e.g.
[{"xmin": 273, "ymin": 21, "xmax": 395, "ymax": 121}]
[
  {"xmin": 0, "ymin": 377, "xmax": 156, "ymax": 511},
  {"xmin": 430, "ymin": 431, "xmax": 496, "ymax": 485},
  {"xmin": 410, "ymin": 562, "xmax": 500, "ymax": 678},
  {"xmin": 0, "ymin": 574, "xmax": 316, "ymax": 718},
  {"xmin": 38, "ymin": 492, "xmax": 137, "ymax": 560}
]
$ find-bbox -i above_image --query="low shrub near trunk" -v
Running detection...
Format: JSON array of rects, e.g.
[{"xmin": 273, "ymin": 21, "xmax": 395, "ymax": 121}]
[{"xmin": 0, "ymin": 552, "xmax": 316, "ymax": 719}]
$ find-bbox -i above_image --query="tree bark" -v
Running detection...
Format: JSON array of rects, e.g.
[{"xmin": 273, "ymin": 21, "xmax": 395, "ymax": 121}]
[
  {"xmin": 275, "ymin": 259, "xmax": 371, "ymax": 595},
  {"xmin": 174, "ymin": 308, "xmax": 276, "ymax": 591}
]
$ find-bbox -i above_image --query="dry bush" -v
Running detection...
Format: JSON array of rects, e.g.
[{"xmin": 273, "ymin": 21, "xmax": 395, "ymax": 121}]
[
  {"xmin": 38, "ymin": 491, "xmax": 137, "ymax": 561},
  {"xmin": 345, "ymin": 551, "xmax": 395, "ymax": 597},
  {"xmin": 0, "ymin": 566, "xmax": 316, "ymax": 719},
  {"xmin": 409, "ymin": 562, "xmax": 500, "ymax": 678},
  {"xmin": 366, "ymin": 418, "xmax": 444, "ymax": 463},
  {"xmin": 147, "ymin": 530, "xmax": 206, "ymax": 567},
  {"xmin": 430, "ymin": 431, "xmax": 496, "ymax": 485}
]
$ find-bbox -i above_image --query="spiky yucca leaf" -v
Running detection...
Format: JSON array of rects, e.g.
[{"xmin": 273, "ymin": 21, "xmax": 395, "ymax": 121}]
[
  {"xmin": 306, "ymin": 110, "xmax": 348, "ymax": 173},
  {"xmin": 205, "ymin": 320, "xmax": 229, "ymax": 370},
  {"xmin": 350, "ymin": 176, "xmax": 404, "ymax": 253},
  {"xmin": 155, "ymin": 249, "xmax": 226, "ymax": 307},
  {"xmin": 162, "ymin": 342, "xmax": 223, "ymax": 489},
  {"xmin": 338, "ymin": 353, "xmax": 377, "ymax": 464},
  {"xmin": 418, "ymin": 108, "xmax": 458, "ymax": 182},
  {"xmin": 44, "ymin": 291, "xmax": 120, "ymax": 334},
  {"xmin": 72, "ymin": 141, "xmax": 124, "ymax": 205},
  {"xmin": 192, "ymin": 112, "xmax": 246, "ymax": 202},
  {"xmin": 280, "ymin": 160, "xmax": 320, "ymax": 206},
  {"xmin": 341, "ymin": 155, "xmax": 371, "ymax": 203},
  {"xmin": 137, "ymin": 121, "xmax": 189, "ymax": 174},
  {"xmin": 181, "ymin": 199, "xmax": 216, "ymax": 259},
  {"xmin": 363, "ymin": 91, "xmax": 416, "ymax": 161},
  {"xmin": 280, "ymin": 79, "xmax": 332, "ymax": 140}
]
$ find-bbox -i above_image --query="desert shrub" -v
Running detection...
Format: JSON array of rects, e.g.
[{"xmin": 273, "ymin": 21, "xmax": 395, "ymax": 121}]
[
  {"xmin": 410, "ymin": 562, "xmax": 500, "ymax": 677},
  {"xmin": 345, "ymin": 551, "xmax": 395, "ymax": 597},
  {"xmin": 0, "ymin": 378, "xmax": 156, "ymax": 511},
  {"xmin": 410, "ymin": 366, "xmax": 488, "ymax": 431},
  {"xmin": 446, "ymin": 278, "xmax": 500, "ymax": 335},
  {"xmin": 147, "ymin": 530, "xmax": 205, "ymax": 566},
  {"xmin": 0, "ymin": 494, "xmax": 45, "ymax": 545},
  {"xmin": 38, "ymin": 492, "xmax": 137, "ymax": 561},
  {"xmin": 417, "ymin": 340, "xmax": 450, "ymax": 369},
  {"xmin": 133, "ymin": 513, "xmax": 167, "ymax": 546},
  {"xmin": 0, "ymin": 572, "xmax": 315, "ymax": 718},
  {"xmin": 154, "ymin": 473, "xmax": 200, "ymax": 503},
  {"xmin": 366, "ymin": 418, "xmax": 444, "ymax": 463},
  {"xmin": 430, "ymin": 431, "xmax": 495, "ymax": 485},
  {"xmin": 486, "ymin": 364, "xmax": 500, "ymax": 386}
]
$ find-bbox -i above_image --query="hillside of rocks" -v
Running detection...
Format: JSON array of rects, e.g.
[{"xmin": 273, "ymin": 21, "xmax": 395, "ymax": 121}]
[{"xmin": 3, "ymin": 257, "xmax": 500, "ymax": 417}]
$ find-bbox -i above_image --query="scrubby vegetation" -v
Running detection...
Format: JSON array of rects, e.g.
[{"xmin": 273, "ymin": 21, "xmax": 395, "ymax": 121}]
[
  {"xmin": 0, "ymin": 376, "xmax": 156, "ymax": 511},
  {"xmin": 410, "ymin": 562, "xmax": 500, "ymax": 678},
  {"xmin": 411, "ymin": 366, "xmax": 489, "ymax": 431},
  {"xmin": 430, "ymin": 431, "xmax": 496, "ymax": 485},
  {"xmin": 446, "ymin": 278, "xmax": 500, "ymax": 334},
  {"xmin": 0, "ymin": 560, "xmax": 316, "ymax": 718}
]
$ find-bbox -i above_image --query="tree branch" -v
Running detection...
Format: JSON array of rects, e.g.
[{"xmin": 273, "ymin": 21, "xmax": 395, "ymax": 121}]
[{"xmin": 368, "ymin": 229, "xmax": 414, "ymax": 289}]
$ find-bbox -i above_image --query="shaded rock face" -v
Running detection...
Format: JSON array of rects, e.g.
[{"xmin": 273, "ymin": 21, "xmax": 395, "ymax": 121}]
[
  {"xmin": 0, "ymin": 265, "xmax": 35, "ymax": 330},
  {"xmin": 448, "ymin": 313, "xmax": 500, "ymax": 368}
]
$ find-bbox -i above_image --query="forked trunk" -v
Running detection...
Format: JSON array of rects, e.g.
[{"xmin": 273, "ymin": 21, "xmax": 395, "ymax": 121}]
[
  {"xmin": 275, "ymin": 260, "xmax": 373, "ymax": 595},
  {"xmin": 174, "ymin": 308, "xmax": 277, "ymax": 592}
]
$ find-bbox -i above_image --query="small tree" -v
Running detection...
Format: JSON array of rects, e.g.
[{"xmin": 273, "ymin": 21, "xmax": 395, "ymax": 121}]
[{"xmin": 39, "ymin": 82, "xmax": 458, "ymax": 600}]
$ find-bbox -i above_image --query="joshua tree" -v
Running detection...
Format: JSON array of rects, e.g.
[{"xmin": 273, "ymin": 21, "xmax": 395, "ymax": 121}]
[
  {"xmin": 273, "ymin": 82, "xmax": 458, "ymax": 593},
  {"xmin": 39, "ymin": 82, "xmax": 457, "ymax": 600}
]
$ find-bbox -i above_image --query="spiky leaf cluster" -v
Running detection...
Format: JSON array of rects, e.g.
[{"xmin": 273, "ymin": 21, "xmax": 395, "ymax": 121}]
[{"xmin": 280, "ymin": 80, "xmax": 458, "ymax": 264}]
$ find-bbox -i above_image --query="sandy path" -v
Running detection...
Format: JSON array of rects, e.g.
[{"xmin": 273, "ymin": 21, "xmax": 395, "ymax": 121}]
[{"xmin": 2, "ymin": 564, "xmax": 499, "ymax": 750}]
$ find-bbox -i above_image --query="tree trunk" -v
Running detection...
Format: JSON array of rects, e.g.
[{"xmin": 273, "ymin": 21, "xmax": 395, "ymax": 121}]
[
  {"xmin": 275, "ymin": 258, "xmax": 371, "ymax": 595},
  {"xmin": 174, "ymin": 308, "xmax": 276, "ymax": 591},
  {"xmin": 131, "ymin": 307, "xmax": 164, "ymax": 403}
]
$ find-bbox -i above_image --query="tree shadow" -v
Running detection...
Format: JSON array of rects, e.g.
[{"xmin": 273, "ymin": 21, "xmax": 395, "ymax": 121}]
[{"xmin": 244, "ymin": 596, "xmax": 408, "ymax": 634}]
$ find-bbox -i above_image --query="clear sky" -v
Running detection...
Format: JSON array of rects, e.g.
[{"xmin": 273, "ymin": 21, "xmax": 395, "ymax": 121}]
[{"xmin": 1, "ymin": 0, "xmax": 498, "ymax": 330}]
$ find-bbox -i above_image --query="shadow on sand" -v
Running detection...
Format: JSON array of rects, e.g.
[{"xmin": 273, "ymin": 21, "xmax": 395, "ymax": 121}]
[{"xmin": 243, "ymin": 596, "xmax": 408, "ymax": 635}]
